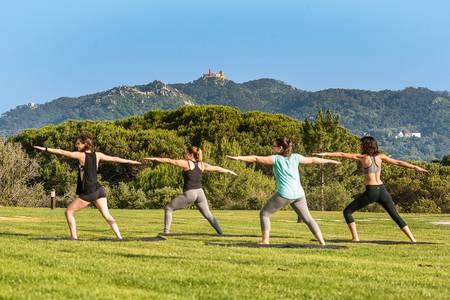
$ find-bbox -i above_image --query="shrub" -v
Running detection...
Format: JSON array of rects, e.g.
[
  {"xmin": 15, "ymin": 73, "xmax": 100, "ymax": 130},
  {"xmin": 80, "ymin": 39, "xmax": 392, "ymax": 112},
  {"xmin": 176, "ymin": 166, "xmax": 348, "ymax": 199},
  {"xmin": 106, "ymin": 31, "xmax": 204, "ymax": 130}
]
[
  {"xmin": 0, "ymin": 140, "xmax": 45, "ymax": 206},
  {"xmin": 411, "ymin": 197, "xmax": 441, "ymax": 213}
]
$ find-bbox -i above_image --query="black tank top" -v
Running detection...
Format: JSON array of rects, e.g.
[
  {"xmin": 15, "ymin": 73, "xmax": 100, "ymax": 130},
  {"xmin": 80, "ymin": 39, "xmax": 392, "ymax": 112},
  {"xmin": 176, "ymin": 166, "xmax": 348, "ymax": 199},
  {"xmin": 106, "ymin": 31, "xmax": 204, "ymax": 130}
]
[
  {"xmin": 183, "ymin": 160, "xmax": 202, "ymax": 191},
  {"xmin": 76, "ymin": 152, "xmax": 101, "ymax": 195}
]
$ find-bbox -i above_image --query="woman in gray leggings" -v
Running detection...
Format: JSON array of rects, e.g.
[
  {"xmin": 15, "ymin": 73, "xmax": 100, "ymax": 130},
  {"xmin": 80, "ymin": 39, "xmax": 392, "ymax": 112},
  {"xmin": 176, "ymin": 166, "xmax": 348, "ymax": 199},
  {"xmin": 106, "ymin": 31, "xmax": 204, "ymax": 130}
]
[
  {"xmin": 145, "ymin": 147, "xmax": 236, "ymax": 235},
  {"xmin": 227, "ymin": 137, "xmax": 340, "ymax": 245}
]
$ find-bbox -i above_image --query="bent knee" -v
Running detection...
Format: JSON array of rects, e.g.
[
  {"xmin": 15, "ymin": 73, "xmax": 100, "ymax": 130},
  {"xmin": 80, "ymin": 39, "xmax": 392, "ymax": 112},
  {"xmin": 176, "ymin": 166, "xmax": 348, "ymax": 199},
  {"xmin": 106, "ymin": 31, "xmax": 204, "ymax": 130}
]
[{"xmin": 343, "ymin": 207, "xmax": 352, "ymax": 216}]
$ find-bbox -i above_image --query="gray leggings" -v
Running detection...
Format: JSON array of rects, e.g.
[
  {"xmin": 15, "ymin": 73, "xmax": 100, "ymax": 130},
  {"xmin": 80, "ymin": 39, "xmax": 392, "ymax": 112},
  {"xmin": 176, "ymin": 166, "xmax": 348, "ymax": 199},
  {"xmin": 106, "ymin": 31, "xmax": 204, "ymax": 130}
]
[
  {"xmin": 260, "ymin": 193, "xmax": 321, "ymax": 236},
  {"xmin": 164, "ymin": 188, "xmax": 223, "ymax": 234}
]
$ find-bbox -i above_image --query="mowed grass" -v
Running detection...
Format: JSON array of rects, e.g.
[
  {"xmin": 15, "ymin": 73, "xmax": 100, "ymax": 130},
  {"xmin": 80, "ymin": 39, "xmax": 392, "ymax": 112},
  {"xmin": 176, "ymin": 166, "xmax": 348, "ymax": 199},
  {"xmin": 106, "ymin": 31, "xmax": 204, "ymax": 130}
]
[{"xmin": 0, "ymin": 207, "xmax": 449, "ymax": 300}]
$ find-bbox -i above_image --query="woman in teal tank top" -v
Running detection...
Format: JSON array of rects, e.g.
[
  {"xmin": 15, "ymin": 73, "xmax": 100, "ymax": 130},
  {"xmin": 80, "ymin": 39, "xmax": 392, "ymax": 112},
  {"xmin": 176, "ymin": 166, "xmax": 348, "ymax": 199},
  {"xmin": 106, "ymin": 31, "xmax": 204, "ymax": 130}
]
[{"xmin": 227, "ymin": 137, "xmax": 340, "ymax": 245}]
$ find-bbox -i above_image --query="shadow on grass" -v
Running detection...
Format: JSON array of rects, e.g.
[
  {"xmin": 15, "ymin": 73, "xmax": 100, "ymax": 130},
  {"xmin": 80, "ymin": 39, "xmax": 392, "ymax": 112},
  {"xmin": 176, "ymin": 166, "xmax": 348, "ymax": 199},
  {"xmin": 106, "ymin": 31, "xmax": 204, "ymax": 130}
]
[
  {"xmin": 113, "ymin": 253, "xmax": 181, "ymax": 260},
  {"xmin": 96, "ymin": 236, "xmax": 166, "ymax": 242},
  {"xmin": 161, "ymin": 232, "xmax": 291, "ymax": 238},
  {"xmin": 323, "ymin": 239, "xmax": 437, "ymax": 245},
  {"xmin": 29, "ymin": 236, "xmax": 166, "ymax": 242},
  {"xmin": 205, "ymin": 241, "xmax": 346, "ymax": 249},
  {"xmin": 29, "ymin": 237, "xmax": 72, "ymax": 241},
  {"xmin": 0, "ymin": 231, "xmax": 29, "ymax": 237}
]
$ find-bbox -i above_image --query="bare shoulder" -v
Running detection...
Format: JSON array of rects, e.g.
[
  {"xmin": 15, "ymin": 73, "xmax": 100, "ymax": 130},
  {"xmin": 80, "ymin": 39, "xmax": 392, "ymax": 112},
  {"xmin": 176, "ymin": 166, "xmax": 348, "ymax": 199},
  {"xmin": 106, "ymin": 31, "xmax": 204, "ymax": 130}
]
[
  {"xmin": 374, "ymin": 154, "xmax": 383, "ymax": 164},
  {"xmin": 359, "ymin": 154, "xmax": 371, "ymax": 166}
]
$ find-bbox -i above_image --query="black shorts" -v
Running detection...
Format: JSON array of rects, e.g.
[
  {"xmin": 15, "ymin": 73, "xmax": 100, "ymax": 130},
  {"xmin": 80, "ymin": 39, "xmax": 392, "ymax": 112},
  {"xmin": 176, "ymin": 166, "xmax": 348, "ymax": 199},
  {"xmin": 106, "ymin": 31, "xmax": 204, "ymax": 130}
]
[{"xmin": 78, "ymin": 187, "xmax": 106, "ymax": 202}]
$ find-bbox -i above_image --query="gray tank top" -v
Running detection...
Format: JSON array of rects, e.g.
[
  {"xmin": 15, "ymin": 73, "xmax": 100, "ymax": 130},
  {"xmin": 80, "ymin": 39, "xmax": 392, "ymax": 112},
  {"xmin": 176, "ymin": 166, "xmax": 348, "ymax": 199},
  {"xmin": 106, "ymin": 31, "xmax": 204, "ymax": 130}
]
[{"xmin": 361, "ymin": 156, "xmax": 381, "ymax": 174}]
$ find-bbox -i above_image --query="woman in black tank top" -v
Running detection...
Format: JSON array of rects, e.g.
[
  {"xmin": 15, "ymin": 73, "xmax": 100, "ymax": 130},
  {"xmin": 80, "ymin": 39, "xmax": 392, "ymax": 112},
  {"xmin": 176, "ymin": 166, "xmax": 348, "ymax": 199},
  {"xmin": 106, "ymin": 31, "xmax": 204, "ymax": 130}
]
[
  {"xmin": 34, "ymin": 132, "xmax": 141, "ymax": 240},
  {"xmin": 314, "ymin": 136, "xmax": 427, "ymax": 243},
  {"xmin": 145, "ymin": 146, "xmax": 237, "ymax": 234}
]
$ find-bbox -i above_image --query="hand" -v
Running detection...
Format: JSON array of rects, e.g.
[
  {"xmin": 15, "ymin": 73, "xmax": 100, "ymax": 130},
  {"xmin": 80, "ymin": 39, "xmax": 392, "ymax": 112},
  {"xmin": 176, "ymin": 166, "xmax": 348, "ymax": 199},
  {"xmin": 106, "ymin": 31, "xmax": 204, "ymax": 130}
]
[
  {"xmin": 228, "ymin": 170, "xmax": 238, "ymax": 176},
  {"xmin": 130, "ymin": 161, "xmax": 142, "ymax": 165},
  {"xmin": 226, "ymin": 155, "xmax": 239, "ymax": 161},
  {"xmin": 328, "ymin": 160, "xmax": 341, "ymax": 165},
  {"xmin": 414, "ymin": 166, "xmax": 427, "ymax": 172},
  {"xmin": 33, "ymin": 146, "xmax": 45, "ymax": 151}
]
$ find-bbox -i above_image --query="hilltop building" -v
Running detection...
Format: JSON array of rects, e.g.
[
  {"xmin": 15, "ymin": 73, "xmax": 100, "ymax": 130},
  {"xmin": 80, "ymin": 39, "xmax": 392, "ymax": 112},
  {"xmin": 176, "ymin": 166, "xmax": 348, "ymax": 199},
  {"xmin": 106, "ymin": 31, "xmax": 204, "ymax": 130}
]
[
  {"xmin": 395, "ymin": 131, "xmax": 421, "ymax": 139},
  {"xmin": 202, "ymin": 69, "xmax": 225, "ymax": 80}
]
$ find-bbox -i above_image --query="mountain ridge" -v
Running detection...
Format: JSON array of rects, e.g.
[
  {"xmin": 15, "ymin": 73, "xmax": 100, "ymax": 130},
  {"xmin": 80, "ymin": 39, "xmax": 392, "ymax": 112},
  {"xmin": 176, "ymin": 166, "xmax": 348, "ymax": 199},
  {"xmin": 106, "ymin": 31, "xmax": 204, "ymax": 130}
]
[{"xmin": 1, "ymin": 76, "xmax": 449, "ymax": 160}]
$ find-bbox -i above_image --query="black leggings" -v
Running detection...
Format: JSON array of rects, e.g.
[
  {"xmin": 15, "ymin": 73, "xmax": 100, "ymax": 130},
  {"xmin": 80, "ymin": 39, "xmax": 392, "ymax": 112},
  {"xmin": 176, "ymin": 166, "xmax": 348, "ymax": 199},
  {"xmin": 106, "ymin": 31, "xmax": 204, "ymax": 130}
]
[{"xmin": 343, "ymin": 185, "xmax": 407, "ymax": 228}]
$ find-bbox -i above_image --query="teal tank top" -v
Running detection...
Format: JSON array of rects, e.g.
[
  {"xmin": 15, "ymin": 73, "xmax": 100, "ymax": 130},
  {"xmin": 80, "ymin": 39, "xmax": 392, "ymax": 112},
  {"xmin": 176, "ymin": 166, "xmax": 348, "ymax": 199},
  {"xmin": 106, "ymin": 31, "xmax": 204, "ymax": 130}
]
[{"xmin": 272, "ymin": 153, "xmax": 305, "ymax": 200}]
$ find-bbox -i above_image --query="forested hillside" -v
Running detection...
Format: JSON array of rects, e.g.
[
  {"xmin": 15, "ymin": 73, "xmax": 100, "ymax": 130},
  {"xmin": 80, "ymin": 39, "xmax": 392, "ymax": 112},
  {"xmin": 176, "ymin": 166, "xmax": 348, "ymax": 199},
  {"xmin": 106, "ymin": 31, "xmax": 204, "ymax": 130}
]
[
  {"xmin": 174, "ymin": 78, "xmax": 450, "ymax": 160},
  {"xmin": 0, "ymin": 81, "xmax": 192, "ymax": 136}
]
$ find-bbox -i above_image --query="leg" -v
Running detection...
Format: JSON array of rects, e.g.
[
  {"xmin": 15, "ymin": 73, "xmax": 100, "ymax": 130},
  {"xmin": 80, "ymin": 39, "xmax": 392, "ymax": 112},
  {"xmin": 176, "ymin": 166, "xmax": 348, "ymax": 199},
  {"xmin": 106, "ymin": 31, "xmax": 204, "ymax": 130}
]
[
  {"xmin": 194, "ymin": 189, "xmax": 223, "ymax": 235},
  {"xmin": 343, "ymin": 191, "xmax": 373, "ymax": 241},
  {"xmin": 164, "ymin": 192, "xmax": 194, "ymax": 234},
  {"xmin": 260, "ymin": 194, "xmax": 288, "ymax": 244},
  {"xmin": 377, "ymin": 188, "xmax": 416, "ymax": 242},
  {"xmin": 291, "ymin": 198, "xmax": 325, "ymax": 245},
  {"xmin": 65, "ymin": 197, "xmax": 91, "ymax": 240},
  {"xmin": 94, "ymin": 198, "xmax": 122, "ymax": 240}
]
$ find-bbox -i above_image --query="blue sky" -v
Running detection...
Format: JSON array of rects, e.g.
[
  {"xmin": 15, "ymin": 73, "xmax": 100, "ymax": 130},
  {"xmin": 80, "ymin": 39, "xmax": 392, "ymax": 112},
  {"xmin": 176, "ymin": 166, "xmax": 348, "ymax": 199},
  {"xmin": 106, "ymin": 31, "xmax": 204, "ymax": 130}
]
[{"xmin": 1, "ymin": 0, "xmax": 449, "ymax": 113}]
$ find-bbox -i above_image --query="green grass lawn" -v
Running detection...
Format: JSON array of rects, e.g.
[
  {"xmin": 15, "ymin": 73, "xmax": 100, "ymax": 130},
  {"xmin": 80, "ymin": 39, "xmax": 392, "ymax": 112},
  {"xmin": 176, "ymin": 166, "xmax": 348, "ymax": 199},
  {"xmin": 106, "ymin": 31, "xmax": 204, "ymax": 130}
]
[{"xmin": 0, "ymin": 207, "xmax": 449, "ymax": 299}]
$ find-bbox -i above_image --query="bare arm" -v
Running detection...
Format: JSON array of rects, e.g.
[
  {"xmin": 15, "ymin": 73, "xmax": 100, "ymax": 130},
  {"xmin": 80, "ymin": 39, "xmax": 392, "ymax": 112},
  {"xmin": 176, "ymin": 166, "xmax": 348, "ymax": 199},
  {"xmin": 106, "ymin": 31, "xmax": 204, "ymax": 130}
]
[
  {"xmin": 313, "ymin": 152, "xmax": 364, "ymax": 160},
  {"xmin": 300, "ymin": 156, "xmax": 342, "ymax": 165},
  {"xmin": 98, "ymin": 152, "xmax": 141, "ymax": 165},
  {"xmin": 226, "ymin": 155, "xmax": 273, "ymax": 165},
  {"xmin": 202, "ymin": 162, "xmax": 237, "ymax": 175},
  {"xmin": 144, "ymin": 157, "xmax": 188, "ymax": 169},
  {"xmin": 379, "ymin": 154, "xmax": 427, "ymax": 172},
  {"xmin": 33, "ymin": 145, "xmax": 82, "ymax": 160}
]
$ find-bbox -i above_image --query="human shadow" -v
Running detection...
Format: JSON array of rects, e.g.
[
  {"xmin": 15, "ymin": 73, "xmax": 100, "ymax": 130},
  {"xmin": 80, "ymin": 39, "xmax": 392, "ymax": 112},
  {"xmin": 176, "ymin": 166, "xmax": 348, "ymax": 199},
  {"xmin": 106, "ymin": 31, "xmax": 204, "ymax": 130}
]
[
  {"xmin": 94, "ymin": 236, "xmax": 166, "ymax": 242},
  {"xmin": 161, "ymin": 232, "xmax": 290, "ymax": 238},
  {"xmin": 204, "ymin": 241, "xmax": 346, "ymax": 249},
  {"xmin": 29, "ymin": 237, "xmax": 73, "ymax": 241},
  {"xmin": 113, "ymin": 253, "xmax": 180, "ymax": 260},
  {"xmin": 0, "ymin": 231, "xmax": 29, "ymax": 237},
  {"xmin": 29, "ymin": 236, "xmax": 166, "ymax": 242},
  {"xmin": 323, "ymin": 239, "xmax": 437, "ymax": 245}
]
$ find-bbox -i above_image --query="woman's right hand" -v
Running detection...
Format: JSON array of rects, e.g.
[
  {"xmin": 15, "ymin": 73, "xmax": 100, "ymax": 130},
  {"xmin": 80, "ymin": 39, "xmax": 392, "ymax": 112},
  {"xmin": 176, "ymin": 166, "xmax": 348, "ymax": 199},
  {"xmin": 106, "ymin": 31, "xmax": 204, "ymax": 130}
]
[
  {"xmin": 414, "ymin": 166, "xmax": 428, "ymax": 172},
  {"xmin": 33, "ymin": 146, "xmax": 45, "ymax": 151}
]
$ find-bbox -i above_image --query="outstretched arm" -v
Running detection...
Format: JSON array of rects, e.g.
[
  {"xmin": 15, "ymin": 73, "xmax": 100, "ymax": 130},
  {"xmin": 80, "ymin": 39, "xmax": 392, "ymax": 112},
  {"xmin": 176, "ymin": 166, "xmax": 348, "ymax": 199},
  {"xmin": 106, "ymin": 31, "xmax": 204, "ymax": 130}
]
[
  {"xmin": 226, "ymin": 155, "xmax": 273, "ymax": 165},
  {"xmin": 202, "ymin": 162, "xmax": 237, "ymax": 175},
  {"xmin": 300, "ymin": 156, "xmax": 342, "ymax": 165},
  {"xmin": 379, "ymin": 154, "xmax": 427, "ymax": 172},
  {"xmin": 33, "ymin": 146, "xmax": 82, "ymax": 160},
  {"xmin": 143, "ymin": 157, "xmax": 188, "ymax": 169},
  {"xmin": 313, "ymin": 152, "xmax": 364, "ymax": 160},
  {"xmin": 98, "ymin": 152, "xmax": 141, "ymax": 165}
]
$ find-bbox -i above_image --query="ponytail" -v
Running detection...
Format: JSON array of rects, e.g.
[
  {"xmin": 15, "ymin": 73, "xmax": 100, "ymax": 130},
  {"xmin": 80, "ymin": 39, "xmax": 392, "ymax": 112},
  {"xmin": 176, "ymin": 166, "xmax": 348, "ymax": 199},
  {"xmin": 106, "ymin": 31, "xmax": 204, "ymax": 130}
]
[
  {"xmin": 185, "ymin": 146, "xmax": 202, "ymax": 162},
  {"xmin": 76, "ymin": 132, "xmax": 94, "ymax": 152},
  {"xmin": 273, "ymin": 137, "xmax": 293, "ymax": 157}
]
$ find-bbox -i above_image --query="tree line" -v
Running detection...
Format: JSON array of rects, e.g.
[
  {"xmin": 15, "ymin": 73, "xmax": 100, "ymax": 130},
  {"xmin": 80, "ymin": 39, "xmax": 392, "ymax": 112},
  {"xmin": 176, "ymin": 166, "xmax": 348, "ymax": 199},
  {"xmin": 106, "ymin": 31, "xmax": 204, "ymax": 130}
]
[{"xmin": 2, "ymin": 105, "xmax": 448, "ymax": 213}]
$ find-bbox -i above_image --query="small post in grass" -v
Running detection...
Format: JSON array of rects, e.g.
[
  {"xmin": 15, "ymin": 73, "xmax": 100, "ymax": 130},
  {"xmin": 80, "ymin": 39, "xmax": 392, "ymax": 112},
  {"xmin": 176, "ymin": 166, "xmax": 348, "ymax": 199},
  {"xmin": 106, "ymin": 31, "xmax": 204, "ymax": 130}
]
[{"xmin": 50, "ymin": 189, "xmax": 56, "ymax": 209}]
